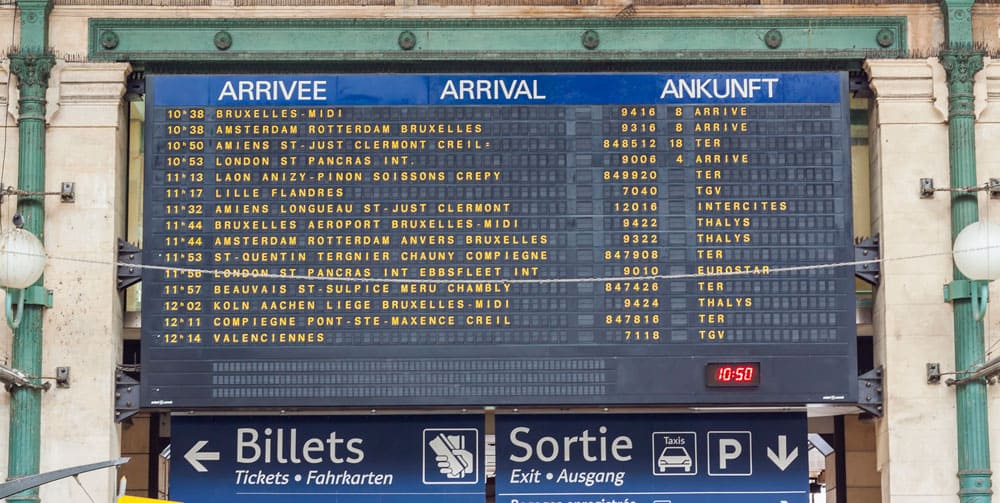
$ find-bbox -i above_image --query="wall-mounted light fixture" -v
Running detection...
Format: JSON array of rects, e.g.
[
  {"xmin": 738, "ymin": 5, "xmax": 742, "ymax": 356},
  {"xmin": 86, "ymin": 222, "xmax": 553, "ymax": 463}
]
[
  {"xmin": 0, "ymin": 215, "xmax": 46, "ymax": 329},
  {"xmin": 952, "ymin": 221, "xmax": 1000, "ymax": 320}
]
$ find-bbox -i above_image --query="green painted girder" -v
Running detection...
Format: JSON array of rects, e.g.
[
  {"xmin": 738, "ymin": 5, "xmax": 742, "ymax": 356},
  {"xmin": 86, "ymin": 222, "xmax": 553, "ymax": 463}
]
[{"xmin": 89, "ymin": 17, "xmax": 907, "ymax": 63}]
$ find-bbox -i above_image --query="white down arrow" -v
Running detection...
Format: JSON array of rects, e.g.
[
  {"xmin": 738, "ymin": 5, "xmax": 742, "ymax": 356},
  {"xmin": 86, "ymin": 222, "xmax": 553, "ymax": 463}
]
[{"xmin": 766, "ymin": 435, "xmax": 799, "ymax": 471}]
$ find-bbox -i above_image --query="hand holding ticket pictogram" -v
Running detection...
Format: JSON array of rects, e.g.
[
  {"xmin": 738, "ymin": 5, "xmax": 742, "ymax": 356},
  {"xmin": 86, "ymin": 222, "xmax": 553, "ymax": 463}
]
[{"xmin": 430, "ymin": 433, "xmax": 474, "ymax": 478}]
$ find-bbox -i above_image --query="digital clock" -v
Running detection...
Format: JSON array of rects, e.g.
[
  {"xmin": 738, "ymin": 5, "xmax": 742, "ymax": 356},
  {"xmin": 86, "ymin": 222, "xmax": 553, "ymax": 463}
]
[{"xmin": 705, "ymin": 362, "xmax": 761, "ymax": 387}]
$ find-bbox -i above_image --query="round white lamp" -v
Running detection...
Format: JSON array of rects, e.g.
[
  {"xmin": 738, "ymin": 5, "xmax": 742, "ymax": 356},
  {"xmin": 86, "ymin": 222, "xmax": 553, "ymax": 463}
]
[
  {"xmin": 0, "ymin": 227, "xmax": 46, "ymax": 329},
  {"xmin": 953, "ymin": 221, "xmax": 1000, "ymax": 321},
  {"xmin": 0, "ymin": 227, "xmax": 46, "ymax": 289},
  {"xmin": 954, "ymin": 221, "xmax": 1000, "ymax": 281}
]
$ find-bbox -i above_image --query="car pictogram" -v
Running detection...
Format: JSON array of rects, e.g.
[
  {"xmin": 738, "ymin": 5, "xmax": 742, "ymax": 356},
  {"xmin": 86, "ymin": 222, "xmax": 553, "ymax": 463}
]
[{"xmin": 658, "ymin": 446, "xmax": 693, "ymax": 473}]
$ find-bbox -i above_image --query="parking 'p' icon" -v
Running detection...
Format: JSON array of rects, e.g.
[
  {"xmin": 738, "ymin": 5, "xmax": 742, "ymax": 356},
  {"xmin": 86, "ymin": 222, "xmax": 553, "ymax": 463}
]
[{"xmin": 707, "ymin": 431, "xmax": 752, "ymax": 476}]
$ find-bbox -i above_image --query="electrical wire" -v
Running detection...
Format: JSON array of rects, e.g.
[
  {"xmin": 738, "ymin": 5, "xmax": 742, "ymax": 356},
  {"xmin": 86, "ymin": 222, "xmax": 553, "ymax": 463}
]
[
  {"xmin": 2, "ymin": 186, "xmax": 63, "ymax": 198},
  {"xmin": 70, "ymin": 475, "xmax": 97, "ymax": 503},
  {"xmin": 8, "ymin": 244, "xmax": 952, "ymax": 285},
  {"xmin": 6, "ymin": 230, "xmax": 995, "ymax": 375}
]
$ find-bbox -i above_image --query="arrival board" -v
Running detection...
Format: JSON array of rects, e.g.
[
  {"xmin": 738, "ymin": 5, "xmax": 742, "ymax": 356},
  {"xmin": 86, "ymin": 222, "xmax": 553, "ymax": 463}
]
[{"xmin": 141, "ymin": 73, "xmax": 857, "ymax": 408}]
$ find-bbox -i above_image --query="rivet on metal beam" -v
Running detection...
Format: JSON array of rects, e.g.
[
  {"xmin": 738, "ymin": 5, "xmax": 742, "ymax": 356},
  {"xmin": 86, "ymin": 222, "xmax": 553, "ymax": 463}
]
[
  {"xmin": 100, "ymin": 31, "xmax": 119, "ymax": 50},
  {"xmin": 876, "ymin": 28, "xmax": 895, "ymax": 48},
  {"xmin": 398, "ymin": 31, "xmax": 416, "ymax": 51},
  {"xmin": 582, "ymin": 30, "xmax": 600, "ymax": 50},
  {"xmin": 214, "ymin": 31, "xmax": 233, "ymax": 51},
  {"xmin": 115, "ymin": 371, "xmax": 140, "ymax": 423},
  {"xmin": 764, "ymin": 29, "xmax": 782, "ymax": 49}
]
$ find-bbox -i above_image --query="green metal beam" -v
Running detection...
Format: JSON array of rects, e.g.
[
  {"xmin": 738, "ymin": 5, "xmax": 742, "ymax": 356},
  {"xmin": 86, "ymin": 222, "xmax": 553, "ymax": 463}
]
[{"xmin": 89, "ymin": 17, "xmax": 907, "ymax": 63}]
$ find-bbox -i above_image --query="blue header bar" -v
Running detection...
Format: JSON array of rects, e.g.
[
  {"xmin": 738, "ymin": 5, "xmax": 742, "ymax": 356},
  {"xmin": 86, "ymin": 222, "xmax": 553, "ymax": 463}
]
[{"xmin": 151, "ymin": 73, "xmax": 842, "ymax": 106}]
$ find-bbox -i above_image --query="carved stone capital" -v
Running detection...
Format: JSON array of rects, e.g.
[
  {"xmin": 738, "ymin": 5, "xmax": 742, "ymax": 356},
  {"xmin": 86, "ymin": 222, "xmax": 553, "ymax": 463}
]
[
  {"xmin": 941, "ymin": 48, "xmax": 984, "ymax": 86},
  {"xmin": 8, "ymin": 53, "xmax": 54, "ymax": 122},
  {"xmin": 8, "ymin": 52, "xmax": 54, "ymax": 91},
  {"xmin": 941, "ymin": 49, "xmax": 984, "ymax": 118}
]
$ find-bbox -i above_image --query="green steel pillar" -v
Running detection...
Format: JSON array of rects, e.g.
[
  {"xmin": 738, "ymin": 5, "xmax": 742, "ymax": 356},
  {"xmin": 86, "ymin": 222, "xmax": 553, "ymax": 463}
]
[
  {"xmin": 941, "ymin": 0, "xmax": 992, "ymax": 500},
  {"xmin": 943, "ymin": 47, "xmax": 992, "ymax": 503},
  {"xmin": 6, "ymin": 1, "xmax": 53, "ymax": 503}
]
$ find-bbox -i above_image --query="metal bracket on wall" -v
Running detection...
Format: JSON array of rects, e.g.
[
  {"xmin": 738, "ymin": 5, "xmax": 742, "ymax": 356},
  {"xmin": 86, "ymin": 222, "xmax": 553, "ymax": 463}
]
[
  {"xmin": 991, "ymin": 178, "xmax": 1000, "ymax": 198},
  {"xmin": 55, "ymin": 366, "xmax": 70, "ymax": 388},
  {"xmin": 60, "ymin": 182, "xmax": 75, "ymax": 203},
  {"xmin": 117, "ymin": 238, "xmax": 141, "ymax": 291},
  {"xmin": 854, "ymin": 234, "xmax": 880, "ymax": 287},
  {"xmin": 920, "ymin": 178, "xmax": 935, "ymax": 198},
  {"xmin": 848, "ymin": 70, "xmax": 872, "ymax": 98},
  {"xmin": 125, "ymin": 70, "xmax": 145, "ymax": 101},
  {"xmin": 927, "ymin": 362, "xmax": 942, "ymax": 384},
  {"xmin": 115, "ymin": 370, "xmax": 140, "ymax": 423},
  {"xmin": 857, "ymin": 366, "xmax": 884, "ymax": 417}
]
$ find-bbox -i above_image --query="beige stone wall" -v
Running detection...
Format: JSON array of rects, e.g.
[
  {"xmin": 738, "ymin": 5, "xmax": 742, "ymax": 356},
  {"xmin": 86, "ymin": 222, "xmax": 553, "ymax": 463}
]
[
  {"xmin": 37, "ymin": 61, "xmax": 130, "ymax": 503},
  {"xmin": 0, "ymin": 60, "xmax": 13, "ymax": 494},
  {"xmin": 975, "ymin": 5, "xmax": 1000, "ymax": 54},
  {"xmin": 867, "ymin": 58, "xmax": 957, "ymax": 502}
]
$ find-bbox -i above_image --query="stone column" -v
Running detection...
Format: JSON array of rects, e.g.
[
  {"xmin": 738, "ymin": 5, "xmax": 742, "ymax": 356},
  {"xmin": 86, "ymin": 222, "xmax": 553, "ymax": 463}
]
[
  {"xmin": 865, "ymin": 58, "xmax": 958, "ymax": 502},
  {"xmin": 34, "ymin": 61, "xmax": 130, "ymax": 503}
]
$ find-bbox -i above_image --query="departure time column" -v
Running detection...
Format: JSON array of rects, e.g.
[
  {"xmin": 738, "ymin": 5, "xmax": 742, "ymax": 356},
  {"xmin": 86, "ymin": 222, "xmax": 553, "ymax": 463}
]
[{"xmin": 154, "ymin": 106, "xmax": 209, "ymax": 345}]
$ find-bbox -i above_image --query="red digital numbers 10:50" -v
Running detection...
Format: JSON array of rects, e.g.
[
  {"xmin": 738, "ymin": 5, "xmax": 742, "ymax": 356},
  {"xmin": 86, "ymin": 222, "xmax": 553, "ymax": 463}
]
[{"xmin": 705, "ymin": 362, "xmax": 761, "ymax": 388}]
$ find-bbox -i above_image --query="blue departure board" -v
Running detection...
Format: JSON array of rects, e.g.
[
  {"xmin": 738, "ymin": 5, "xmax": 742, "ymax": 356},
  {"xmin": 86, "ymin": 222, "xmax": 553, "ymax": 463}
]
[{"xmin": 141, "ymin": 73, "xmax": 857, "ymax": 408}]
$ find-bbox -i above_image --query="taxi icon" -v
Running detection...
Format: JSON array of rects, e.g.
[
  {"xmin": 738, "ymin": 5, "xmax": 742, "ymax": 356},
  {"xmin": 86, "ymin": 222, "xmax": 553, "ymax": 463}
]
[{"xmin": 658, "ymin": 446, "xmax": 693, "ymax": 473}]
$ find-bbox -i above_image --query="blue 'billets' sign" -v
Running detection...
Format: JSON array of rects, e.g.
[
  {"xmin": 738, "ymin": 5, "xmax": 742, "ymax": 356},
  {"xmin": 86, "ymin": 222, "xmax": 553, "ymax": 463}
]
[{"xmin": 171, "ymin": 415, "xmax": 484, "ymax": 502}]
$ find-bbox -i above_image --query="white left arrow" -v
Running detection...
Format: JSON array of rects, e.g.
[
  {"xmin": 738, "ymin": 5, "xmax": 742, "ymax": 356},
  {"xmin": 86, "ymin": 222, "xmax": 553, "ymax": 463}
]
[
  {"xmin": 766, "ymin": 435, "xmax": 799, "ymax": 471},
  {"xmin": 184, "ymin": 440, "xmax": 220, "ymax": 473}
]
